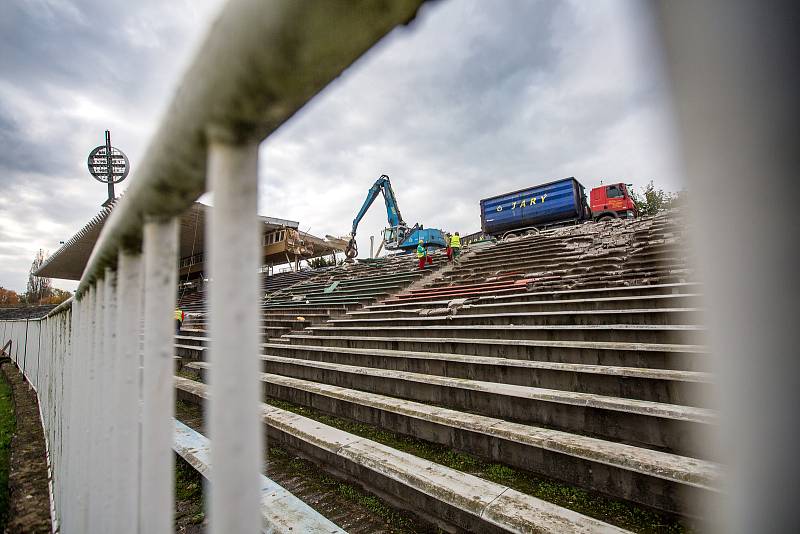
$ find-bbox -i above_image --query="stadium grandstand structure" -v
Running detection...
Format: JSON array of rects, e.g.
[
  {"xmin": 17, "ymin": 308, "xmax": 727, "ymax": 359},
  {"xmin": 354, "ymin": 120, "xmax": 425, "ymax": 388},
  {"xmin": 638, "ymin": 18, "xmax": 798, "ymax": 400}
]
[{"xmin": 173, "ymin": 208, "xmax": 719, "ymax": 531}]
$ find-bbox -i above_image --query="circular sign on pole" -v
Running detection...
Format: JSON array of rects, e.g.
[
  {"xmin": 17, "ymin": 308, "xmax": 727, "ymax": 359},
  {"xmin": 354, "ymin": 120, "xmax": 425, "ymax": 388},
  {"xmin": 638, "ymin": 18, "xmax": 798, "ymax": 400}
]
[
  {"xmin": 87, "ymin": 145, "xmax": 129, "ymax": 184},
  {"xmin": 88, "ymin": 130, "xmax": 129, "ymax": 206}
]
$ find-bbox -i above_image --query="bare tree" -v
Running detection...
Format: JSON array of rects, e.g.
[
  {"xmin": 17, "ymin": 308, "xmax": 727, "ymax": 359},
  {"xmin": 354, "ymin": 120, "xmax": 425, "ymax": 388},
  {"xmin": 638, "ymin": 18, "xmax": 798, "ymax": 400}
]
[{"xmin": 26, "ymin": 249, "xmax": 53, "ymax": 305}]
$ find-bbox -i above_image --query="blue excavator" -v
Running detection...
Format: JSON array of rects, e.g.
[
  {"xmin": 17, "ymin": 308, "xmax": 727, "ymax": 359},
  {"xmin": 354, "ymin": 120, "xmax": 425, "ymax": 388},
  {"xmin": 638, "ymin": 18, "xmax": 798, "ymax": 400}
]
[{"xmin": 344, "ymin": 175, "xmax": 447, "ymax": 259}]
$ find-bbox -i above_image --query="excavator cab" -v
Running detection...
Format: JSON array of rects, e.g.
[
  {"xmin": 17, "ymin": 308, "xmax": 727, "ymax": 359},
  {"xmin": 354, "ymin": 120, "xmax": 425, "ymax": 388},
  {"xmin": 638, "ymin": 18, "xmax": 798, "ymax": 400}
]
[{"xmin": 382, "ymin": 224, "xmax": 408, "ymax": 249}]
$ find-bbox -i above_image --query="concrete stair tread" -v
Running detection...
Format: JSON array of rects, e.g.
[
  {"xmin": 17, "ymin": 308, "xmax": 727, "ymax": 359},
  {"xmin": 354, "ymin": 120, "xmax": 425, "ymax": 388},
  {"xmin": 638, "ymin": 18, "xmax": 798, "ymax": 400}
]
[
  {"xmin": 364, "ymin": 283, "xmax": 703, "ymax": 311},
  {"xmin": 309, "ymin": 324, "xmax": 706, "ymax": 332},
  {"xmin": 173, "ymin": 419, "xmax": 345, "ymax": 533},
  {"xmin": 257, "ymin": 355, "xmax": 716, "ymax": 424},
  {"xmin": 284, "ymin": 333, "xmax": 709, "ymax": 353},
  {"xmin": 260, "ymin": 342, "xmax": 711, "ymax": 383},
  {"xmin": 181, "ymin": 364, "xmax": 719, "ymax": 492},
  {"xmin": 261, "ymin": 371, "xmax": 721, "ymax": 491},
  {"xmin": 174, "ymin": 343, "xmax": 206, "ymax": 351},
  {"xmin": 352, "ymin": 293, "xmax": 704, "ymax": 316},
  {"xmin": 174, "ymin": 376, "xmax": 630, "ymax": 533},
  {"xmin": 330, "ymin": 307, "xmax": 703, "ymax": 324}
]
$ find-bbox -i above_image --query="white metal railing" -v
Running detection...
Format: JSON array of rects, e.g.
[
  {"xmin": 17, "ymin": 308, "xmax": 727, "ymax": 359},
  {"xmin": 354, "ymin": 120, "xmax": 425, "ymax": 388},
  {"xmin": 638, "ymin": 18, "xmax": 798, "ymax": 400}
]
[{"xmin": 0, "ymin": 1, "xmax": 425, "ymax": 532}]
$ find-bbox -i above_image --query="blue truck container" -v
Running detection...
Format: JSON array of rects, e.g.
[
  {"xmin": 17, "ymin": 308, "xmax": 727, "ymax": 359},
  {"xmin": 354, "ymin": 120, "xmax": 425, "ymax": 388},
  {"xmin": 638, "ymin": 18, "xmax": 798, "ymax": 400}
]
[{"xmin": 480, "ymin": 177, "xmax": 588, "ymax": 236}]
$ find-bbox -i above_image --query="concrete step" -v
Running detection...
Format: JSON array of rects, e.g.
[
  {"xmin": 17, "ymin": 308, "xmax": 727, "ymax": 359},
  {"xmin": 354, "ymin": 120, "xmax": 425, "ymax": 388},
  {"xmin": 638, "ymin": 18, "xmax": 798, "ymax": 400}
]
[
  {"xmin": 173, "ymin": 419, "xmax": 345, "ymax": 533},
  {"xmin": 282, "ymin": 333, "xmax": 709, "ymax": 371},
  {"xmin": 183, "ymin": 364, "xmax": 718, "ymax": 517},
  {"xmin": 369, "ymin": 283, "xmax": 703, "ymax": 312},
  {"xmin": 255, "ymin": 355, "xmax": 715, "ymax": 458},
  {"xmin": 329, "ymin": 308, "xmax": 704, "ymax": 328},
  {"xmin": 261, "ymin": 319, "xmax": 312, "ymax": 328},
  {"xmin": 261, "ymin": 312, "xmax": 332, "ymax": 320},
  {"xmin": 352, "ymin": 293, "xmax": 704, "ymax": 319},
  {"xmin": 259, "ymin": 342, "xmax": 710, "ymax": 406},
  {"xmin": 262, "ymin": 305, "xmax": 355, "ymax": 315},
  {"xmin": 290, "ymin": 275, "xmax": 422, "ymax": 293},
  {"xmin": 175, "ymin": 376, "xmax": 628, "ymax": 533},
  {"xmin": 306, "ymin": 324, "xmax": 706, "ymax": 345}
]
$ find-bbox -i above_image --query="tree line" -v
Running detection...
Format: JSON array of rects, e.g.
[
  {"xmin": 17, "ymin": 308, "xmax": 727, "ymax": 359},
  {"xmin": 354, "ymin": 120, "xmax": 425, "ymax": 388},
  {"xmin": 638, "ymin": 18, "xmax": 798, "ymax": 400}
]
[{"xmin": 0, "ymin": 249, "xmax": 71, "ymax": 307}]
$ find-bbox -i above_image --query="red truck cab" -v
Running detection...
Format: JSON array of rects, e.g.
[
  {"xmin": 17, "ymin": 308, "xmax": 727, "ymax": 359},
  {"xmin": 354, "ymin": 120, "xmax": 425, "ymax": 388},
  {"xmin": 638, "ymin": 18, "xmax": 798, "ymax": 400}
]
[{"xmin": 589, "ymin": 182, "xmax": 638, "ymax": 220}]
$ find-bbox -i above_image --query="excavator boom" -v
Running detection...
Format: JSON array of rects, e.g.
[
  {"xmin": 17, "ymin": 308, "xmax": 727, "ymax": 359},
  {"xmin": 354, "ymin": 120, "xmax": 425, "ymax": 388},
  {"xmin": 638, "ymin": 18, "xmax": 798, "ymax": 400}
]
[{"xmin": 344, "ymin": 174, "xmax": 445, "ymax": 259}]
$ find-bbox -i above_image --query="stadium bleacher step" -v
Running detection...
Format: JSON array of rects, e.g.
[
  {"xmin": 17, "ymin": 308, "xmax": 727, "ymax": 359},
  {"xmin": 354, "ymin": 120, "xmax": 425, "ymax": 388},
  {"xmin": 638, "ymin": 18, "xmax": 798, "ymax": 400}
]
[
  {"xmin": 181, "ymin": 365, "xmax": 718, "ymax": 518},
  {"xmin": 281, "ymin": 333, "xmax": 709, "ymax": 371},
  {"xmin": 352, "ymin": 293, "xmax": 704, "ymax": 318},
  {"xmin": 328, "ymin": 308, "xmax": 704, "ymax": 328},
  {"xmin": 175, "ymin": 376, "xmax": 630, "ymax": 533},
  {"xmin": 173, "ymin": 419, "xmax": 345, "ymax": 533},
  {"xmin": 255, "ymin": 355, "xmax": 715, "ymax": 458},
  {"xmin": 260, "ymin": 342, "xmax": 710, "ymax": 406},
  {"xmin": 306, "ymin": 323, "xmax": 707, "ymax": 345},
  {"xmin": 369, "ymin": 283, "xmax": 703, "ymax": 312}
]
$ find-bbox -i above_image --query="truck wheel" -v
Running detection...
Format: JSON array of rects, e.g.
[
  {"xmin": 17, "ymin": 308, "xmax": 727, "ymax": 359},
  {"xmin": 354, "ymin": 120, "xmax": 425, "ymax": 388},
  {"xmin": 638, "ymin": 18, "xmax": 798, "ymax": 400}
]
[
  {"xmin": 597, "ymin": 214, "xmax": 615, "ymax": 222},
  {"xmin": 504, "ymin": 233, "xmax": 518, "ymax": 241}
]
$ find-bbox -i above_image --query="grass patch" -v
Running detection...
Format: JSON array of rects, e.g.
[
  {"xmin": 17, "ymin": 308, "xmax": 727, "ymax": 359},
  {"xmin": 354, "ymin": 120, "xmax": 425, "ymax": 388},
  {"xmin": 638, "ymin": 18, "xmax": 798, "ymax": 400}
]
[
  {"xmin": 176, "ymin": 368, "xmax": 200, "ymax": 381},
  {"xmin": 265, "ymin": 398, "xmax": 690, "ymax": 533},
  {"xmin": 266, "ymin": 445, "xmax": 432, "ymax": 533},
  {"xmin": 175, "ymin": 455, "xmax": 205, "ymax": 525},
  {"xmin": 0, "ymin": 367, "xmax": 15, "ymax": 531}
]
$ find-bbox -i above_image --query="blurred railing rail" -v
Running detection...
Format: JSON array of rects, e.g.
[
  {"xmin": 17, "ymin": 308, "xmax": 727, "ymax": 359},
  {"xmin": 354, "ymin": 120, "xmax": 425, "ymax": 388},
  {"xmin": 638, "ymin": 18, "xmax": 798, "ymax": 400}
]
[{"xmin": 0, "ymin": 1, "xmax": 424, "ymax": 532}]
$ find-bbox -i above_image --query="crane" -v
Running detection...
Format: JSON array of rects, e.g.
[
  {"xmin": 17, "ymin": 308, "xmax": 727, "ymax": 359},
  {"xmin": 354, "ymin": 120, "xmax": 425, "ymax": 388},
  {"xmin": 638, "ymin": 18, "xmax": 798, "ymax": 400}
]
[{"xmin": 344, "ymin": 175, "xmax": 447, "ymax": 259}]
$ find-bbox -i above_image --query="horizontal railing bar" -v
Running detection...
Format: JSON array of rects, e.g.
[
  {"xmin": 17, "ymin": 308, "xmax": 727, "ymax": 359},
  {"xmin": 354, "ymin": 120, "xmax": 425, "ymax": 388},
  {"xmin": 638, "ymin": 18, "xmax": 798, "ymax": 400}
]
[{"xmin": 76, "ymin": 0, "xmax": 425, "ymax": 297}]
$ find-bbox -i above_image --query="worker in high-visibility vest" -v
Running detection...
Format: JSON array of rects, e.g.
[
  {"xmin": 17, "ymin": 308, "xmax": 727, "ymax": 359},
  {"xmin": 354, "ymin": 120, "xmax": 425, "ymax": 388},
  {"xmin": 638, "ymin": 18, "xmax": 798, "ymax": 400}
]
[
  {"xmin": 175, "ymin": 308, "xmax": 185, "ymax": 333},
  {"xmin": 445, "ymin": 233, "xmax": 453, "ymax": 262},
  {"xmin": 416, "ymin": 239, "xmax": 433, "ymax": 270},
  {"xmin": 450, "ymin": 232, "xmax": 462, "ymax": 261}
]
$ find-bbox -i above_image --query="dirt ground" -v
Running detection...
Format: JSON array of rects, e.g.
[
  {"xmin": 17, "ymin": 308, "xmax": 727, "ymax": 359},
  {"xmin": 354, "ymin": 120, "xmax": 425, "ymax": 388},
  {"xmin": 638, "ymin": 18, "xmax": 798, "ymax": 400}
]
[{"xmin": 1, "ymin": 361, "xmax": 51, "ymax": 534}]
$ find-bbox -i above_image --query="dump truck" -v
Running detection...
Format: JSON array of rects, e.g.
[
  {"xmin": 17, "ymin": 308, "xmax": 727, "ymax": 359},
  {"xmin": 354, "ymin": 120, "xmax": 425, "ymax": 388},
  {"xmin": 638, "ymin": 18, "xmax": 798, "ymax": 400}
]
[{"xmin": 479, "ymin": 177, "xmax": 637, "ymax": 238}]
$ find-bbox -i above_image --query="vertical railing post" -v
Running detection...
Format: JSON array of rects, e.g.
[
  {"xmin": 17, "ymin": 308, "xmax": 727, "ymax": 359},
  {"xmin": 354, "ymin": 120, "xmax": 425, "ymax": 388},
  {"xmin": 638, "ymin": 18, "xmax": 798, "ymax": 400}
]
[
  {"xmin": 141, "ymin": 217, "xmax": 179, "ymax": 533},
  {"xmin": 75, "ymin": 288, "xmax": 94, "ymax": 533},
  {"xmin": 97, "ymin": 270, "xmax": 117, "ymax": 532},
  {"xmin": 207, "ymin": 135, "xmax": 263, "ymax": 533},
  {"xmin": 88, "ymin": 280, "xmax": 105, "ymax": 530},
  {"xmin": 114, "ymin": 251, "xmax": 144, "ymax": 534}
]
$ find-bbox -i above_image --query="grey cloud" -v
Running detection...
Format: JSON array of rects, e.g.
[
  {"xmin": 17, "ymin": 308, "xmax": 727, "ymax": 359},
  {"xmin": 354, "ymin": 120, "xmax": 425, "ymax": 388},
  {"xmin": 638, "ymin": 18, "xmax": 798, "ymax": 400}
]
[{"xmin": 0, "ymin": 0, "xmax": 681, "ymax": 290}]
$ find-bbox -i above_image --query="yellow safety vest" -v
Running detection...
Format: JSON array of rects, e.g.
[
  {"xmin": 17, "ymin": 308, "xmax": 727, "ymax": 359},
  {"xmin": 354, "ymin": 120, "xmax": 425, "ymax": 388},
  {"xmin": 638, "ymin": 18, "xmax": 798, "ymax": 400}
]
[
  {"xmin": 175, "ymin": 309, "xmax": 184, "ymax": 321},
  {"xmin": 450, "ymin": 234, "xmax": 461, "ymax": 248}
]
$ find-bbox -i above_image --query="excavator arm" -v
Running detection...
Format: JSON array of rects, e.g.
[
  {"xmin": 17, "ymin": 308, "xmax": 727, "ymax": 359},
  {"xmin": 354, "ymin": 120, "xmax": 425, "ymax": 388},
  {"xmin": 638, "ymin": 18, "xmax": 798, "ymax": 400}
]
[{"xmin": 345, "ymin": 175, "xmax": 405, "ymax": 258}]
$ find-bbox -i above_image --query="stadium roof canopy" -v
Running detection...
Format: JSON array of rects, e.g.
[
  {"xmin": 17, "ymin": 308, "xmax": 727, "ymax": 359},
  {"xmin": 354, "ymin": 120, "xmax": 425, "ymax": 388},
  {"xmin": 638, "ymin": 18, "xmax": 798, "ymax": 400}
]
[{"xmin": 35, "ymin": 202, "xmax": 309, "ymax": 280}]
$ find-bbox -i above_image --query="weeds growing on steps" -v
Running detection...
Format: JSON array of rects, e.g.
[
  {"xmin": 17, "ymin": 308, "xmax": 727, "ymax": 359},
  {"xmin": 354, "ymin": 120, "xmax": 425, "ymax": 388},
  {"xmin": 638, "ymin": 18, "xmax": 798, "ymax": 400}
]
[{"xmin": 266, "ymin": 397, "xmax": 691, "ymax": 534}]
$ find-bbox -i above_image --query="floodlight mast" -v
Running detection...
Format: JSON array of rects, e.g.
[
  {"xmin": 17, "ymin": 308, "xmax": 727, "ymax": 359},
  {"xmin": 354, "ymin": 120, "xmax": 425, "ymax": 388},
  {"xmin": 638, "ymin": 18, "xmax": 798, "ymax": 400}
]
[{"xmin": 105, "ymin": 130, "xmax": 115, "ymax": 206}]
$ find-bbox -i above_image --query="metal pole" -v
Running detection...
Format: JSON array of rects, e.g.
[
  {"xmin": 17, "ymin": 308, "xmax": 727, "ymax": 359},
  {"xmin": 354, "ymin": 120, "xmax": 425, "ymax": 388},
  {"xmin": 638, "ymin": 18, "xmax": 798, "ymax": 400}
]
[
  {"xmin": 22, "ymin": 318, "xmax": 29, "ymax": 379},
  {"xmin": 207, "ymin": 136, "xmax": 263, "ymax": 534},
  {"xmin": 370, "ymin": 235, "xmax": 374, "ymax": 259},
  {"xmin": 105, "ymin": 130, "xmax": 115, "ymax": 203},
  {"xmin": 141, "ymin": 218, "xmax": 179, "ymax": 534}
]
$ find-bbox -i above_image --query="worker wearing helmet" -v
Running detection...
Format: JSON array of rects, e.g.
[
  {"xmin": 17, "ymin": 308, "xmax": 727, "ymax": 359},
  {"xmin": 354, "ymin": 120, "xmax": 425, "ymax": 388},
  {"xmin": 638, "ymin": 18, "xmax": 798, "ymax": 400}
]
[
  {"xmin": 416, "ymin": 239, "xmax": 433, "ymax": 270},
  {"xmin": 450, "ymin": 232, "xmax": 462, "ymax": 261}
]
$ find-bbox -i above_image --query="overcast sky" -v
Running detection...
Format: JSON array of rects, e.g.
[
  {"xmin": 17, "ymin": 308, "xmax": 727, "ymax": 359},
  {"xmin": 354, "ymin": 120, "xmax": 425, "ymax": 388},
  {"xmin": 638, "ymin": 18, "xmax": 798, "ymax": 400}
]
[{"xmin": 0, "ymin": 0, "xmax": 682, "ymax": 293}]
